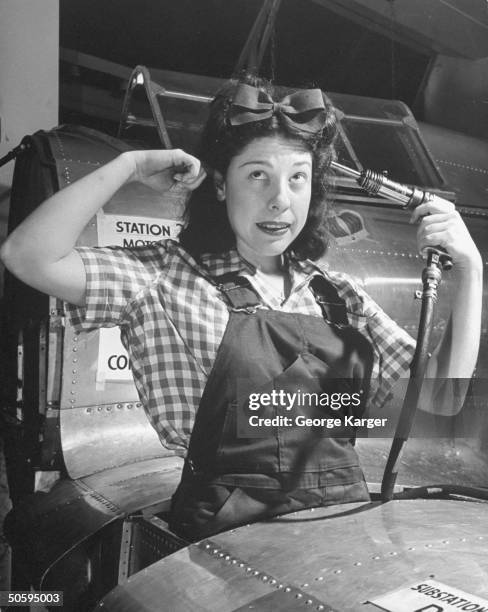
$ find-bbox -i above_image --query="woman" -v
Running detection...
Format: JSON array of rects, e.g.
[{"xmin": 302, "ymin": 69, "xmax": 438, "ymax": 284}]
[{"xmin": 0, "ymin": 76, "xmax": 482, "ymax": 540}]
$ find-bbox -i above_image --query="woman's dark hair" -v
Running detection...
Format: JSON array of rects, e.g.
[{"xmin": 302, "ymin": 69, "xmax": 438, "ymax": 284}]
[{"xmin": 179, "ymin": 74, "xmax": 338, "ymax": 261}]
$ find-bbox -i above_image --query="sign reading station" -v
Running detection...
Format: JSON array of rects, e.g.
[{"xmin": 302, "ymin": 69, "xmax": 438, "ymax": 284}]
[
  {"xmin": 369, "ymin": 580, "xmax": 488, "ymax": 612},
  {"xmin": 97, "ymin": 212, "xmax": 183, "ymax": 247},
  {"xmin": 96, "ymin": 213, "xmax": 182, "ymax": 382}
]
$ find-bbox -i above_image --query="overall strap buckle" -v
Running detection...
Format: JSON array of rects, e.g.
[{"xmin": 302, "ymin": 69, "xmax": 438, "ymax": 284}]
[
  {"xmin": 309, "ymin": 275, "xmax": 349, "ymax": 327},
  {"xmin": 214, "ymin": 273, "xmax": 264, "ymax": 313}
]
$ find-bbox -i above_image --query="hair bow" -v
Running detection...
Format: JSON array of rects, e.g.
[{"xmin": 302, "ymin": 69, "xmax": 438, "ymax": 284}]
[{"xmin": 229, "ymin": 83, "xmax": 327, "ymax": 133}]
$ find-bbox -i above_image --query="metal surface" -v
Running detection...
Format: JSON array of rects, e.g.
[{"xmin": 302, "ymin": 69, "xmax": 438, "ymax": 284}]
[
  {"xmin": 97, "ymin": 499, "xmax": 488, "ymax": 611},
  {"xmin": 313, "ymin": 0, "xmax": 488, "ymax": 60},
  {"xmin": 60, "ymin": 403, "xmax": 173, "ymax": 480},
  {"xmin": 4, "ymin": 456, "xmax": 183, "ymax": 588},
  {"xmin": 118, "ymin": 515, "xmax": 187, "ymax": 583},
  {"xmin": 420, "ymin": 121, "xmax": 488, "ymax": 210}
]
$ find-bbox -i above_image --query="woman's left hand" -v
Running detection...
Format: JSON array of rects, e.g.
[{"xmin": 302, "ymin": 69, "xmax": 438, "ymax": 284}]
[{"xmin": 410, "ymin": 195, "xmax": 482, "ymax": 272}]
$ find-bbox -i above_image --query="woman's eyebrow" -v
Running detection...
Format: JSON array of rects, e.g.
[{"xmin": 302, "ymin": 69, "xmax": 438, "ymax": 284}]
[
  {"xmin": 238, "ymin": 159, "xmax": 311, "ymax": 168},
  {"xmin": 238, "ymin": 160, "xmax": 273, "ymax": 168}
]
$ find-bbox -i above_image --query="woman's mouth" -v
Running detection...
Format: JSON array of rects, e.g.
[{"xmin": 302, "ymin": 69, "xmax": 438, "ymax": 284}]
[{"xmin": 256, "ymin": 221, "xmax": 291, "ymax": 236}]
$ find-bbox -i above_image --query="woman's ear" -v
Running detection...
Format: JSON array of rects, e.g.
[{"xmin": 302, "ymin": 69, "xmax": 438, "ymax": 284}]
[{"xmin": 214, "ymin": 171, "xmax": 226, "ymax": 202}]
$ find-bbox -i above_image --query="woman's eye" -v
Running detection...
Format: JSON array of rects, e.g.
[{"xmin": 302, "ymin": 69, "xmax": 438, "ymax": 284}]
[
  {"xmin": 291, "ymin": 172, "xmax": 308, "ymax": 183},
  {"xmin": 250, "ymin": 170, "xmax": 266, "ymax": 180}
]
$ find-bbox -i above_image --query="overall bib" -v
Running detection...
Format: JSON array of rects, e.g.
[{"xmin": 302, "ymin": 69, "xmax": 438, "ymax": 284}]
[{"xmin": 169, "ymin": 274, "xmax": 374, "ymax": 540}]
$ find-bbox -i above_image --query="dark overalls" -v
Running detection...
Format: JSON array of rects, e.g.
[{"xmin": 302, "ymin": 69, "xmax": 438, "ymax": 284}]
[{"xmin": 169, "ymin": 274, "xmax": 374, "ymax": 540}]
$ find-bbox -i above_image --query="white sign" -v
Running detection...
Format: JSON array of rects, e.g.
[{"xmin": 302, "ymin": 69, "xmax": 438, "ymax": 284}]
[
  {"xmin": 97, "ymin": 327, "xmax": 133, "ymax": 383},
  {"xmin": 97, "ymin": 212, "xmax": 183, "ymax": 247},
  {"xmin": 369, "ymin": 580, "xmax": 488, "ymax": 612},
  {"xmin": 96, "ymin": 212, "xmax": 182, "ymax": 382}
]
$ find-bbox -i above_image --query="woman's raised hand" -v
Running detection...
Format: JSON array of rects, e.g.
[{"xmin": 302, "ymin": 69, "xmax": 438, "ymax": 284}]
[
  {"xmin": 127, "ymin": 149, "xmax": 207, "ymax": 194},
  {"xmin": 410, "ymin": 196, "xmax": 482, "ymax": 271}
]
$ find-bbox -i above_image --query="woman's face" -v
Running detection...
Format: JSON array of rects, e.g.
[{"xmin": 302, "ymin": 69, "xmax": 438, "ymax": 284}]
[{"xmin": 218, "ymin": 135, "xmax": 313, "ymax": 272}]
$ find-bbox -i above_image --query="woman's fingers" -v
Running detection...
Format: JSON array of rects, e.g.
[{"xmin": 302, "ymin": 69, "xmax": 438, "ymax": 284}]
[
  {"xmin": 409, "ymin": 195, "xmax": 455, "ymax": 224},
  {"xmin": 130, "ymin": 149, "xmax": 206, "ymax": 193},
  {"xmin": 171, "ymin": 165, "xmax": 207, "ymax": 192},
  {"xmin": 170, "ymin": 149, "xmax": 203, "ymax": 181},
  {"xmin": 415, "ymin": 208, "xmax": 480, "ymax": 267}
]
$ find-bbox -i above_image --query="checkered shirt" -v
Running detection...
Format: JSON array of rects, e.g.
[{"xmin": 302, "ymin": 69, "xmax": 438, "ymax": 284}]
[{"xmin": 67, "ymin": 239, "xmax": 415, "ymax": 456}]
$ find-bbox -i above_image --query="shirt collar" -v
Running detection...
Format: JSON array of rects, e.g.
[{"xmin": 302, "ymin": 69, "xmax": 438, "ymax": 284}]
[
  {"xmin": 200, "ymin": 248, "xmax": 255, "ymax": 277},
  {"xmin": 200, "ymin": 248, "xmax": 324, "ymax": 278}
]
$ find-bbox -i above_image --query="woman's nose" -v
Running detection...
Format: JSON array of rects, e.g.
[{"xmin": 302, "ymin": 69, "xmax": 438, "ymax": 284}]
[{"xmin": 268, "ymin": 179, "xmax": 291, "ymax": 211}]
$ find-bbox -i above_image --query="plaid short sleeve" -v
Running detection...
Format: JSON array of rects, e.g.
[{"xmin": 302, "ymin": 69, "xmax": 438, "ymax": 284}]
[
  {"xmin": 66, "ymin": 243, "xmax": 168, "ymax": 332},
  {"xmin": 327, "ymin": 271, "xmax": 416, "ymax": 409}
]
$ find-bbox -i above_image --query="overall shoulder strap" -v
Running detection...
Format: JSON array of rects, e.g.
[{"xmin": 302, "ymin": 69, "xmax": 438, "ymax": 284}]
[
  {"xmin": 214, "ymin": 273, "xmax": 263, "ymax": 312},
  {"xmin": 309, "ymin": 275, "xmax": 349, "ymax": 326}
]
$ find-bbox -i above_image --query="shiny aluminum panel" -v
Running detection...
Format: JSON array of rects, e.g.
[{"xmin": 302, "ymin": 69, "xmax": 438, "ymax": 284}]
[
  {"xmin": 60, "ymin": 403, "xmax": 173, "ymax": 480},
  {"xmin": 97, "ymin": 498, "xmax": 488, "ymax": 611},
  {"xmin": 5, "ymin": 456, "xmax": 182, "ymax": 587}
]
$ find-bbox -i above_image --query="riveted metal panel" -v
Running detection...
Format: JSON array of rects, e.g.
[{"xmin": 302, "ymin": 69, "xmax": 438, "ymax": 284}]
[
  {"xmin": 97, "ymin": 499, "xmax": 488, "ymax": 612},
  {"xmin": 5, "ymin": 456, "xmax": 183, "ymax": 588},
  {"xmin": 60, "ymin": 403, "xmax": 172, "ymax": 480}
]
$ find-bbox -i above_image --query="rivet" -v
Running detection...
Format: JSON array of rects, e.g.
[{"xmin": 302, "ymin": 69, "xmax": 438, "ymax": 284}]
[
  {"xmin": 218, "ymin": 553, "xmax": 224, "ymax": 558},
  {"xmin": 459, "ymin": 537, "xmax": 467, "ymax": 542},
  {"xmin": 425, "ymin": 544, "xmax": 432, "ymax": 548},
  {"xmin": 71, "ymin": 391, "xmax": 75, "ymax": 395},
  {"xmin": 225, "ymin": 555, "xmax": 230, "ymax": 561},
  {"xmin": 97, "ymin": 406, "xmax": 102, "ymax": 411},
  {"xmin": 70, "ymin": 399, "xmax": 75, "ymax": 404},
  {"xmin": 390, "ymin": 551, "xmax": 398, "ymax": 555},
  {"xmin": 317, "ymin": 606, "xmax": 325, "ymax": 611},
  {"xmin": 72, "ymin": 370, "xmax": 77, "ymax": 374},
  {"xmin": 253, "ymin": 570, "xmax": 259, "ymax": 576},
  {"xmin": 127, "ymin": 403, "xmax": 133, "ymax": 409},
  {"xmin": 306, "ymin": 601, "xmax": 313, "ymax": 605},
  {"xmin": 86, "ymin": 407, "xmax": 92, "ymax": 413},
  {"xmin": 212, "ymin": 549, "xmax": 219, "ymax": 554},
  {"xmin": 72, "ymin": 358, "xmax": 78, "ymax": 363},
  {"xmin": 262, "ymin": 575, "xmax": 268, "ymax": 582},
  {"xmin": 117, "ymin": 404, "xmax": 122, "ymax": 409},
  {"xmin": 478, "ymin": 536, "xmax": 484, "ymax": 540},
  {"xmin": 72, "ymin": 380, "xmax": 77, "ymax": 384},
  {"xmin": 315, "ymin": 576, "xmax": 324, "ymax": 581},
  {"xmin": 408, "ymin": 547, "xmax": 415, "ymax": 551},
  {"xmin": 285, "ymin": 587, "xmax": 292, "ymax": 593},
  {"xmin": 269, "ymin": 579, "xmax": 276, "ymax": 585},
  {"xmin": 302, "ymin": 583, "xmax": 309, "ymax": 587},
  {"xmin": 107, "ymin": 406, "xmax": 112, "ymax": 411},
  {"xmin": 136, "ymin": 402, "xmax": 142, "ymax": 408},
  {"xmin": 232, "ymin": 559, "xmax": 237, "ymax": 564},
  {"xmin": 239, "ymin": 563, "xmax": 244, "ymax": 568},
  {"xmin": 442, "ymin": 540, "xmax": 449, "ymax": 544},
  {"xmin": 277, "ymin": 584, "xmax": 283, "ymax": 589},
  {"xmin": 354, "ymin": 562, "xmax": 362, "ymax": 566},
  {"xmin": 372, "ymin": 555, "xmax": 381, "ymax": 559},
  {"xmin": 334, "ymin": 569, "xmax": 342, "ymax": 574},
  {"xmin": 73, "ymin": 336, "xmax": 78, "ymax": 341},
  {"xmin": 296, "ymin": 593, "xmax": 303, "ymax": 599},
  {"xmin": 246, "ymin": 567, "xmax": 252, "ymax": 573},
  {"xmin": 72, "ymin": 347, "xmax": 78, "ymax": 352}
]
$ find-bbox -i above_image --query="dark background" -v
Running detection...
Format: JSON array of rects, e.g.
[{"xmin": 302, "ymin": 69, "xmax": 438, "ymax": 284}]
[{"xmin": 60, "ymin": 0, "xmax": 429, "ymax": 108}]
